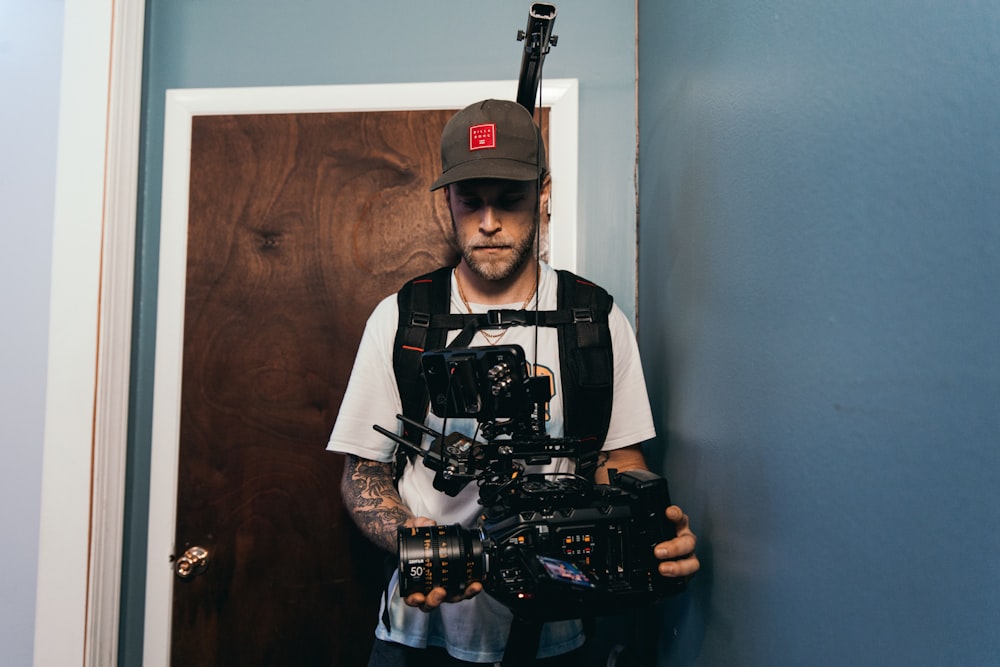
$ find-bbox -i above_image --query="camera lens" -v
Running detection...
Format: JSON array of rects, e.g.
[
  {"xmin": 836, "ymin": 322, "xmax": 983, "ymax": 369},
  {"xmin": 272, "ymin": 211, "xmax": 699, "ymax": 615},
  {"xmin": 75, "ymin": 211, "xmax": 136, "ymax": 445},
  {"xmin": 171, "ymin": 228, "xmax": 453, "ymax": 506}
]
[{"xmin": 397, "ymin": 524, "xmax": 486, "ymax": 597}]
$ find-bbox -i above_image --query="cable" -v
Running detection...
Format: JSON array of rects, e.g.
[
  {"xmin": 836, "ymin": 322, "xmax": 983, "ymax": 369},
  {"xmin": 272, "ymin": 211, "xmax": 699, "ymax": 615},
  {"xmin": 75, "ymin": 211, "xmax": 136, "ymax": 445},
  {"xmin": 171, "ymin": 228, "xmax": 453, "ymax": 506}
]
[{"xmin": 530, "ymin": 56, "xmax": 545, "ymax": 376}]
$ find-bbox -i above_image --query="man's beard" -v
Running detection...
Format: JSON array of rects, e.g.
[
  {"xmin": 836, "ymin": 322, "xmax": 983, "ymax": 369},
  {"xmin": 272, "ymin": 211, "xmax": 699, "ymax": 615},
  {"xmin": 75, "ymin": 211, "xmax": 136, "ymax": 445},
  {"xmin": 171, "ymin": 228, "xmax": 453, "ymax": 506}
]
[{"xmin": 457, "ymin": 223, "xmax": 537, "ymax": 282}]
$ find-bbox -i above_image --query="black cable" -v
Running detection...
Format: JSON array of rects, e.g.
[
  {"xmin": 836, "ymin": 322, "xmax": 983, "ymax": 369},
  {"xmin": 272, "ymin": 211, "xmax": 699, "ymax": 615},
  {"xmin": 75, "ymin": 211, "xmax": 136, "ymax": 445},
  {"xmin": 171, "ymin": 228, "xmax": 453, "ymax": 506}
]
[{"xmin": 530, "ymin": 55, "xmax": 545, "ymax": 376}]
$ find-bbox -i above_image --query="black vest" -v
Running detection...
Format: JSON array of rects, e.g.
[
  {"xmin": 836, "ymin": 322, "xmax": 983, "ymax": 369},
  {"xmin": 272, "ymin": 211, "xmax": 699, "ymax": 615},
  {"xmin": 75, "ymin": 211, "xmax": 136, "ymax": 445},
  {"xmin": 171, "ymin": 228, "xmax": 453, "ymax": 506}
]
[{"xmin": 391, "ymin": 266, "xmax": 615, "ymax": 479}]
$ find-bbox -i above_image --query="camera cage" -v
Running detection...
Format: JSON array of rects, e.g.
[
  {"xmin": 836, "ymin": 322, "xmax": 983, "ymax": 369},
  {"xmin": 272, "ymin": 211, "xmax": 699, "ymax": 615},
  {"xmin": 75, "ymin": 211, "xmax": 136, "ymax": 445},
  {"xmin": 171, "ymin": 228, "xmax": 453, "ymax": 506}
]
[{"xmin": 374, "ymin": 344, "xmax": 594, "ymax": 498}]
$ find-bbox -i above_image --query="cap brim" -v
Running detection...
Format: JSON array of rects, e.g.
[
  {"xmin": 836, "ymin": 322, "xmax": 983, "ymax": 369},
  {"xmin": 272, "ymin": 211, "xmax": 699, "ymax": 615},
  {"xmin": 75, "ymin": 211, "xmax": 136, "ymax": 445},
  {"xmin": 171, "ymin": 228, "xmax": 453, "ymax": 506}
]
[{"xmin": 429, "ymin": 158, "xmax": 544, "ymax": 191}]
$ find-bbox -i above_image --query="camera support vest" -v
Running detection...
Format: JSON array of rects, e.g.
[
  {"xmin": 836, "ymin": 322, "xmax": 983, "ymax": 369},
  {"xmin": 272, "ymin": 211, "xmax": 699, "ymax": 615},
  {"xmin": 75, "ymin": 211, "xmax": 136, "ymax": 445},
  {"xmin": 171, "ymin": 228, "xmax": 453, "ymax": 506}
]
[{"xmin": 392, "ymin": 266, "xmax": 615, "ymax": 481}]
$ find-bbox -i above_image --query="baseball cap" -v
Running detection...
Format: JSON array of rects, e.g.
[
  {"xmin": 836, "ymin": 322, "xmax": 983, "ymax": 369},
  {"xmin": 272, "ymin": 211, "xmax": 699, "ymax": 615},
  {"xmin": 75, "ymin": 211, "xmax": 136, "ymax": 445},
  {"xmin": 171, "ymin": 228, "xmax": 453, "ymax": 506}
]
[{"xmin": 429, "ymin": 99, "xmax": 547, "ymax": 191}]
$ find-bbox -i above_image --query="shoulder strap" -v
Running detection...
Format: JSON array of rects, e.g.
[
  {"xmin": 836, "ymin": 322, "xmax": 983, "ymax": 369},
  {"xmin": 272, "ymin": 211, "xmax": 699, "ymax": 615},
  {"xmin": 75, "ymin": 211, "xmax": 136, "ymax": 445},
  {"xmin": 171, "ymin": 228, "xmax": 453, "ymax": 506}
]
[
  {"xmin": 393, "ymin": 266, "xmax": 453, "ymax": 457},
  {"xmin": 555, "ymin": 270, "xmax": 614, "ymax": 479}
]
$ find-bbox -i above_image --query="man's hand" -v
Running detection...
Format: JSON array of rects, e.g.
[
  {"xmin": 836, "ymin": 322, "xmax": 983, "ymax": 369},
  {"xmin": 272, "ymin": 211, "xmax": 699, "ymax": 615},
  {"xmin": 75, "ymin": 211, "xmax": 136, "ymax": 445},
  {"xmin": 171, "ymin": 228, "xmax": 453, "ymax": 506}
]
[
  {"xmin": 404, "ymin": 582, "xmax": 484, "ymax": 612},
  {"xmin": 654, "ymin": 505, "xmax": 700, "ymax": 578},
  {"xmin": 596, "ymin": 446, "xmax": 700, "ymax": 580},
  {"xmin": 401, "ymin": 516, "xmax": 483, "ymax": 611}
]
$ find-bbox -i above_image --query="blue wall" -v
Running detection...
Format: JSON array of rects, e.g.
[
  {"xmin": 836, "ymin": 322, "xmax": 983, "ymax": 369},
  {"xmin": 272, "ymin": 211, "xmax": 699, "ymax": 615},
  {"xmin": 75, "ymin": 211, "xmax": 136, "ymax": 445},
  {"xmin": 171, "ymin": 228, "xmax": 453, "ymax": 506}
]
[
  {"xmin": 124, "ymin": 2, "xmax": 638, "ymax": 663},
  {"xmin": 136, "ymin": 0, "xmax": 638, "ymax": 314},
  {"xmin": 638, "ymin": 2, "xmax": 1000, "ymax": 665}
]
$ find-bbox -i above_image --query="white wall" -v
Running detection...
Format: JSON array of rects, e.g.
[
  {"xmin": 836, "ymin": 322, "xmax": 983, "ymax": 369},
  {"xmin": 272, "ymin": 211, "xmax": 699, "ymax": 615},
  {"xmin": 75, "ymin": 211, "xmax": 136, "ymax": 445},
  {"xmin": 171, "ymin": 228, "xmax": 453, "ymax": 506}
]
[{"xmin": 0, "ymin": 1, "xmax": 65, "ymax": 664}]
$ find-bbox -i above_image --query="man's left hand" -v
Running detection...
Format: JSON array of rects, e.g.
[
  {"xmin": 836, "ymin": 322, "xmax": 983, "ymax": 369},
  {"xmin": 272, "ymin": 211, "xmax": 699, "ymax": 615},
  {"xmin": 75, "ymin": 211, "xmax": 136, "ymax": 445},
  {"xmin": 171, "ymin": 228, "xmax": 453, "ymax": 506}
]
[{"xmin": 654, "ymin": 505, "xmax": 700, "ymax": 578}]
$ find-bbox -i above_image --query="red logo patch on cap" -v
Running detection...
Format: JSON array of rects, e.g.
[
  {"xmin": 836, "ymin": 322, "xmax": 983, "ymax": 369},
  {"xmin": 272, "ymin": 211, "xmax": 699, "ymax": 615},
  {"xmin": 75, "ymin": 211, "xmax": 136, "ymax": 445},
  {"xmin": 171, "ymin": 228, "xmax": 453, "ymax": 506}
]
[{"xmin": 469, "ymin": 123, "xmax": 496, "ymax": 151}]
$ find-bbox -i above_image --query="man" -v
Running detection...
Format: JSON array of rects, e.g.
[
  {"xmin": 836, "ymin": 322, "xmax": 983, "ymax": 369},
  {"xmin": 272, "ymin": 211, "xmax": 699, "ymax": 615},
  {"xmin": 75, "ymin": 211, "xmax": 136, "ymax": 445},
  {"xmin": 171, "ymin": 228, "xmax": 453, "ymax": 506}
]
[{"xmin": 327, "ymin": 99, "xmax": 699, "ymax": 666}]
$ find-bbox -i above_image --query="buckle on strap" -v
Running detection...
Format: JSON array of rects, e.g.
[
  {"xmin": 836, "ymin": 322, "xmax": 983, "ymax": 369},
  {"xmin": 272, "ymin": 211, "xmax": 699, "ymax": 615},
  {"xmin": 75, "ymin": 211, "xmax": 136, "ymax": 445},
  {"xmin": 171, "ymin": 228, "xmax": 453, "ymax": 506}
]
[
  {"xmin": 572, "ymin": 307, "xmax": 593, "ymax": 323},
  {"xmin": 487, "ymin": 310, "xmax": 531, "ymax": 327},
  {"xmin": 410, "ymin": 311, "xmax": 431, "ymax": 328}
]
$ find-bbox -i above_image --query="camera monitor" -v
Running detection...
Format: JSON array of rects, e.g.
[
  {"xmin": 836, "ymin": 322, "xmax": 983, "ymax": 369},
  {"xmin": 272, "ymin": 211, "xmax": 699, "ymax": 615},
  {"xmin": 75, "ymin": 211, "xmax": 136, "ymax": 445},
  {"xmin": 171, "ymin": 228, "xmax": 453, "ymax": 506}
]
[{"xmin": 421, "ymin": 345, "xmax": 547, "ymax": 424}]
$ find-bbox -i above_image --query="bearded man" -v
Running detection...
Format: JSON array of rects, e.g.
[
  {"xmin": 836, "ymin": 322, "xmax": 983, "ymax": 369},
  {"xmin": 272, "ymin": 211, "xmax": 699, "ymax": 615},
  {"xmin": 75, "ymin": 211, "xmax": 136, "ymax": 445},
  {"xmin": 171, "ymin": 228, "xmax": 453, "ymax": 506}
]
[{"xmin": 327, "ymin": 99, "xmax": 698, "ymax": 667}]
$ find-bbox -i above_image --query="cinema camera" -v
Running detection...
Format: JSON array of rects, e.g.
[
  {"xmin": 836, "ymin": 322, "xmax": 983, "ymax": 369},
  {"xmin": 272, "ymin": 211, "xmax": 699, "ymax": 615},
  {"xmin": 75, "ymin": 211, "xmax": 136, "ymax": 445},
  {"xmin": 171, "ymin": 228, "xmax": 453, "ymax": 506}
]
[{"xmin": 373, "ymin": 345, "xmax": 687, "ymax": 622}]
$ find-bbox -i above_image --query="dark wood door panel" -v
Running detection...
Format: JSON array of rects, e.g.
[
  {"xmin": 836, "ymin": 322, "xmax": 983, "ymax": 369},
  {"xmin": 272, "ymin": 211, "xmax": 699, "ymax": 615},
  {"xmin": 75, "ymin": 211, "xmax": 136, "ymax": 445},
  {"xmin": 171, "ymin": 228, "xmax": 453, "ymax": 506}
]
[{"xmin": 172, "ymin": 110, "xmax": 460, "ymax": 666}]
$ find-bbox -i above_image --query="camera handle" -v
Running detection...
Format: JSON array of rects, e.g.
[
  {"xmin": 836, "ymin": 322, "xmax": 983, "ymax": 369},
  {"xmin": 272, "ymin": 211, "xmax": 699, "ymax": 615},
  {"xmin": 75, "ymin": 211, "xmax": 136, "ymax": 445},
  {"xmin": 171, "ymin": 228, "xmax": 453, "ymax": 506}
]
[{"xmin": 374, "ymin": 417, "xmax": 484, "ymax": 489}]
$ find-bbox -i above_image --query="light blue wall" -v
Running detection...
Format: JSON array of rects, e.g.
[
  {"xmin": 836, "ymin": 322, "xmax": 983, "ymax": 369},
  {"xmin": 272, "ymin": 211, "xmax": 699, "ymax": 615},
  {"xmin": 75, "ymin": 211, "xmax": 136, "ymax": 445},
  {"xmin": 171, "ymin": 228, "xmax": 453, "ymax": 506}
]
[
  {"xmin": 0, "ymin": 2, "xmax": 64, "ymax": 665},
  {"xmin": 123, "ymin": 2, "xmax": 638, "ymax": 663},
  {"xmin": 638, "ymin": 2, "xmax": 1000, "ymax": 665}
]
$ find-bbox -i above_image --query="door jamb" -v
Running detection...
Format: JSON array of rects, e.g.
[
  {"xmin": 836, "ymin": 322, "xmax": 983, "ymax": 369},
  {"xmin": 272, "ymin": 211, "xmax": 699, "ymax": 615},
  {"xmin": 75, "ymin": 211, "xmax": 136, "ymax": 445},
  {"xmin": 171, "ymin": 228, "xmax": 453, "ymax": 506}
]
[
  {"xmin": 143, "ymin": 80, "xmax": 579, "ymax": 667},
  {"xmin": 34, "ymin": 1, "xmax": 145, "ymax": 665}
]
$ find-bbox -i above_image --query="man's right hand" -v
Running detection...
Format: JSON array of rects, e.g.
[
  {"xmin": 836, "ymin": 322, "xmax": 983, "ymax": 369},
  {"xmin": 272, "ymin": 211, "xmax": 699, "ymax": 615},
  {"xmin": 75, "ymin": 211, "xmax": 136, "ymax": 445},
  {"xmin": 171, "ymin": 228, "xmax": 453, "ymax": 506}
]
[{"xmin": 404, "ymin": 582, "xmax": 484, "ymax": 612}]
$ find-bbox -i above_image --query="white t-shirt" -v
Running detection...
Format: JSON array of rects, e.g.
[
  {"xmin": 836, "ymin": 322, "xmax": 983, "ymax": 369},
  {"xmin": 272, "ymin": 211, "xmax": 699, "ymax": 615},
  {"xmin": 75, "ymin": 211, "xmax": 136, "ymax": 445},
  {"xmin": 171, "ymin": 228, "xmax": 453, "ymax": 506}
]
[{"xmin": 327, "ymin": 263, "xmax": 656, "ymax": 662}]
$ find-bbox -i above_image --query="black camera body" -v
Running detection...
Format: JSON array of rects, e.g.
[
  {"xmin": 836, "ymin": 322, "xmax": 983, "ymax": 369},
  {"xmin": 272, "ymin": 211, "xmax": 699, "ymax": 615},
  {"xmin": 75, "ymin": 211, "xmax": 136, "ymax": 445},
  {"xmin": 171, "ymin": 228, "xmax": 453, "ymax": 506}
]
[
  {"xmin": 376, "ymin": 345, "xmax": 687, "ymax": 621},
  {"xmin": 398, "ymin": 467, "xmax": 685, "ymax": 621}
]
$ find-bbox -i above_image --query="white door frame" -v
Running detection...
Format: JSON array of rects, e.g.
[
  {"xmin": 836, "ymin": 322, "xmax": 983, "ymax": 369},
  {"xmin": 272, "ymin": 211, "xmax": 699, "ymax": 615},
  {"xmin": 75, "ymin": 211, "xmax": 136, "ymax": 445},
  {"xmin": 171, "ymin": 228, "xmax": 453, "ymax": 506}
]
[
  {"xmin": 34, "ymin": 0, "xmax": 145, "ymax": 666},
  {"xmin": 144, "ymin": 79, "xmax": 578, "ymax": 667}
]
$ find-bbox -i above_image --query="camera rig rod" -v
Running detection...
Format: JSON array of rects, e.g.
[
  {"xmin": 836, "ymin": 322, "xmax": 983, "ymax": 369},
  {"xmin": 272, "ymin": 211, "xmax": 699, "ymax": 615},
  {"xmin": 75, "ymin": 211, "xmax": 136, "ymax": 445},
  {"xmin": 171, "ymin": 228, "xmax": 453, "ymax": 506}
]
[
  {"xmin": 516, "ymin": 3, "xmax": 558, "ymax": 115},
  {"xmin": 374, "ymin": 416, "xmax": 485, "ymax": 490},
  {"xmin": 373, "ymin": 409, "xmax": 598, "ymax": 498}
]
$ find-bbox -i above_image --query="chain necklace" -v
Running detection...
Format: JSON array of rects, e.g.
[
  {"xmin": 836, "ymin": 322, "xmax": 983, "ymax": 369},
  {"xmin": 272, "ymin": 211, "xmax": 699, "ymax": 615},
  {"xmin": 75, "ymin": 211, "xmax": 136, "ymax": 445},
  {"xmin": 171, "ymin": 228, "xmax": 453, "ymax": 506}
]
[{"xmin": 454, "ymin": 267, "xmax": 539, "ymax": 345}]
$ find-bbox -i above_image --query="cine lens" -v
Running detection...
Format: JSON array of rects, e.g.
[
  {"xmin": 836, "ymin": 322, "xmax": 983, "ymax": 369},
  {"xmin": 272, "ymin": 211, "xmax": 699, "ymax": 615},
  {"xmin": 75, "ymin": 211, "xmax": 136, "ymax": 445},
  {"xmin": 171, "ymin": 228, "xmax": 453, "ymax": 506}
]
[{"xmin": 397, "ymin": 524, "xmax": 485, "ymax": 597}]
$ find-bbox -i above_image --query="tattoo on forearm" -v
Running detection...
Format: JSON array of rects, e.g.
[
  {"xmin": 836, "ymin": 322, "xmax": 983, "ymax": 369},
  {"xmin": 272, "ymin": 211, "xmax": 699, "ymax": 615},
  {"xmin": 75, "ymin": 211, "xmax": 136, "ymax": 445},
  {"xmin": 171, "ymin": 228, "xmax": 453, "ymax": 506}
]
[
  {"xmin": 594, "ymin": 452, "xmax": 610, "ymax": 471},
  {"xmin": 342, "ymin": 455, "xmax": 412, "ymax": 552}
]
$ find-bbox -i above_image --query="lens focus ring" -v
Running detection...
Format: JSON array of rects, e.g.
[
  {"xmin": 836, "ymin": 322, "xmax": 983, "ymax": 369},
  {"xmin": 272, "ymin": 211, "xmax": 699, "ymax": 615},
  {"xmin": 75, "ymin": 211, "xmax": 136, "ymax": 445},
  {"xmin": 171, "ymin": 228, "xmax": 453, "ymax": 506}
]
[{"xmin": 397, "ymin": 524, "xmax": 485, "ymax": 597}]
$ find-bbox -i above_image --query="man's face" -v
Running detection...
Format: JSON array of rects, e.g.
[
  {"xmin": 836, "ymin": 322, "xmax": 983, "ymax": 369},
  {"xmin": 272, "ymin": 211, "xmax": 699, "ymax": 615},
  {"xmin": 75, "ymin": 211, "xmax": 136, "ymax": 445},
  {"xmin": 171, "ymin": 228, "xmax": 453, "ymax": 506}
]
[{"xmin": 447, "ymin": 178, "xmax": 545, "ymax": 282}]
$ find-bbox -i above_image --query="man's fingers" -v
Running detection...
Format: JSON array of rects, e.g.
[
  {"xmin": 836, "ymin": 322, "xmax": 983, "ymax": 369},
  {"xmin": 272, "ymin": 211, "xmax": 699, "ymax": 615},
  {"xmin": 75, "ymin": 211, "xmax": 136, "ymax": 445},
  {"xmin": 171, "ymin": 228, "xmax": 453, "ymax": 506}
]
[
  {"xmin": 655, "ymin": 505, "xmax": 700, "ymax": 578},
  {"xmin": 403, "ymin": 592, "xmax": 426, "ymax": 608},
  {"xmin": 405, "ymin": 586, "xmax": 455, "ymax": 611},
  {"xmin": 655, "ymin": 531, "xmax": 697, "ymax": 560},
  {"xmin": 665, "ymin": 505, "xmax": 693, "ymax": 531},
  {"xmin": 424, "ymin": 587, "xmax": 447, "ymax": 608},
  {"xmin": 403, "ymin": 516, "xmax": 437, "ymax": 529},
  {"xmin": 406, "ymin": 581, "xmax": 482, "ymax": 609},
  {"xmin": 658, "ymin": 552, "xmax": 700, "ymax": 578},
  {"xmin": 464, "ymin": 581, "xmax": 483, "ymax": 599}
]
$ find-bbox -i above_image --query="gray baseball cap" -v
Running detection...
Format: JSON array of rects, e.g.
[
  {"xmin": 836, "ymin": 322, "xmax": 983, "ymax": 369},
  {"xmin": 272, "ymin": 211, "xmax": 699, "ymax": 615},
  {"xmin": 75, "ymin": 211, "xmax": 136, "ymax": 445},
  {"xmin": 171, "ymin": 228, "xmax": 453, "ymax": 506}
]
[{"xmin": 429, "ymin": 99, "xmax": 547, "ymax": 191}]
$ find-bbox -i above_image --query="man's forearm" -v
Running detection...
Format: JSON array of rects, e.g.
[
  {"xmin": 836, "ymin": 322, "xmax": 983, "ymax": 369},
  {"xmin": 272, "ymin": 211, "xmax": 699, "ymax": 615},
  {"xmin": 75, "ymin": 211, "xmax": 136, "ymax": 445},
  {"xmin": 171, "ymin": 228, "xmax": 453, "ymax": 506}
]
[
  {"xmin": 594, "ymin": 444, "xmax": 649, "ymax": 484},
  {"xmin": 341, "ymin": 454, "xmax": 413, "ymax": 552}
]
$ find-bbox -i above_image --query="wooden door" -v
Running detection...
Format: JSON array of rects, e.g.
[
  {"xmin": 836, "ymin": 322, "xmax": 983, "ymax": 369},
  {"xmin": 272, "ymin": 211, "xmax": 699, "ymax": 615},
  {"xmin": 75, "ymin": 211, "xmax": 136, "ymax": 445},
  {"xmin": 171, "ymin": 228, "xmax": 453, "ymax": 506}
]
[
  {"xmin": 172, "ymin": 110, "xmax": 461, "ymax": 666},
  {"xmin": 171, "ymin": 107, "xmax": 549, "ymax": 666}
]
